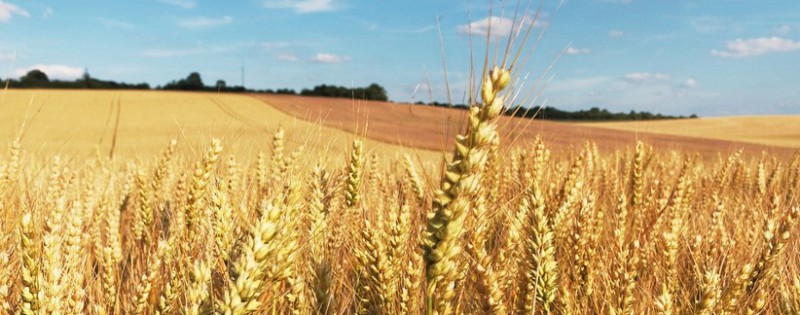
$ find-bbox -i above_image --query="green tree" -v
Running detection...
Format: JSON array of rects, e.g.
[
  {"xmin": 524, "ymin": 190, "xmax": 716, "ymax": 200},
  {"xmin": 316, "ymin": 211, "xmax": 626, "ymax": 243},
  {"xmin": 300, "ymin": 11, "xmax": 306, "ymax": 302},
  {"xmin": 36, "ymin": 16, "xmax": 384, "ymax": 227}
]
[
  {"xmin": 21, "ymin": 69, "xmax": 50, "ymax": 87},
  {"xmin": 82, "ymin": 70, "xmax": 92, "ymax": 88},
  {"xmin": 163, "ymin": 72, "xmax": 206, "ymax": 90},
  {"xmin": 364, "ymin": 83, "xmax": 388, "ymax": 101},
  {"xmin": 185, "ymin": 72, "xmax": 204, "ymax": 90}
]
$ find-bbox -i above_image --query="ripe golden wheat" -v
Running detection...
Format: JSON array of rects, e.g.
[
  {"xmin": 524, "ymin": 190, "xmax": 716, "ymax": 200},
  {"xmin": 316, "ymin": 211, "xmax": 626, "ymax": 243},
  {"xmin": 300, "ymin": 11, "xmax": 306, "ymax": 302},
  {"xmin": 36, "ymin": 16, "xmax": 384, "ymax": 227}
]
[{"xmin": 0, "ymin": 116, "xmax": 799, "ymax": 314}]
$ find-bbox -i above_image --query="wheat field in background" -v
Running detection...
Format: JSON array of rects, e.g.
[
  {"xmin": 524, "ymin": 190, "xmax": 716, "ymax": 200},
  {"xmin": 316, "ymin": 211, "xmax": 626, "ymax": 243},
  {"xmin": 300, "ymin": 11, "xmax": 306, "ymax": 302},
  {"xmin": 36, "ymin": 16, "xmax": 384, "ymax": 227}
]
[
  {"xmin": 0, "ymin": 89, "xmax": 437, "ymax": 164},
  {"xmin": 583, "ymin": 116, "xmax": 800, "ymax": 150}
]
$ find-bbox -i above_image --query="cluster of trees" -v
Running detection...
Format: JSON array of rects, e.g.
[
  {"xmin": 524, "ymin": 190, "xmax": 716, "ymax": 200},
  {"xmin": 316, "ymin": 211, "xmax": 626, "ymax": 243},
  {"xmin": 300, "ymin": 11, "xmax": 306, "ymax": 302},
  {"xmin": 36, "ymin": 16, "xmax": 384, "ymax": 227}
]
[
  {"xmin": 414, "ymin": 101, "xmax": 696, "ymax": 121},
  {"xmin": 161, "ymin": 72, "xmax": 246, "ymax": 92},
  {"xmin": 4, "ymin": 70, "xmax": 388, "ymax": 101},
  {"xmin": 299, "ymin": 83, "xmax": 388, "ymax": 101}
]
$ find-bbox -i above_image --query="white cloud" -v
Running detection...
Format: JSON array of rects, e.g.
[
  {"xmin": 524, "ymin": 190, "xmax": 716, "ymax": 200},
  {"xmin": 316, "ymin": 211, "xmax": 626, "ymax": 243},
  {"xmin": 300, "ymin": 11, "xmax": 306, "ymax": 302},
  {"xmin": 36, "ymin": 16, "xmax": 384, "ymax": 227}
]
[
  {"xmin": 156, "ymin": 0, "xmax": 196, "ymax": 9},
  {"xmin": 457, "ymin": 16, "xmax": 544, "ymax": 37},
  {"xmin": 263, "ymin": 0, "xmax": 336, "ymax": 13},
  {"xmin": 178, "ymin": 16, "xmax": 232, "ymax": 29},
  {"xmin": 0, "ymin": 1, "xmax": 29, "ymax": 23},
  {"xmin": 711, "ymin": 37, "xmax": 800, "ymax": 58},
  {"xmin": 311, "ymin": 52, "xmax": 348, "ymax": 63},
  {"xmin": 608, "ymin": 30, "xmax": 625, "ymax": 38},
  {"xmin": 775, "ymin": 25, "xmax": 792, "ymax": 34},
  {"xmin": 276, "ymin": 53, "xmax": 298, "ymax": 62},
  {"xmin": 547, "ymin": 76, "xmax": 611, "ymax": 92},
  {"xmin": 624, "ymin": 72, "xmax": 671, "ymax": 83},
  {"xmin": 564, "ymin": 47, "xmax": 591, "ymax": 55},
  {"xmin": 42, "ymin": 7, "xmax": 53, "ymax": 18},
  {"xmin": 13, "ymin": 64, "xmax": 84, "ymax": 80},
  {"xmin": 682, "ymin": 78, "xmax": 698, "ymax": 88}
]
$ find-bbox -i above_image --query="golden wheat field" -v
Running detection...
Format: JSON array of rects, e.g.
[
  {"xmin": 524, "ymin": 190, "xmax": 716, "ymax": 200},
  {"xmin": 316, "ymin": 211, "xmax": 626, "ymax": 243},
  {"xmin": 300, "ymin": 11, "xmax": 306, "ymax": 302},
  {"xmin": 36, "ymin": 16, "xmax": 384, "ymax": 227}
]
[
  {"xmin": 582, "ymin": 116, "xmax": 800, "ymax": 149},
  {"xmin": 0, "ymin": 89, "xmax": 438, "ymax": 164}
]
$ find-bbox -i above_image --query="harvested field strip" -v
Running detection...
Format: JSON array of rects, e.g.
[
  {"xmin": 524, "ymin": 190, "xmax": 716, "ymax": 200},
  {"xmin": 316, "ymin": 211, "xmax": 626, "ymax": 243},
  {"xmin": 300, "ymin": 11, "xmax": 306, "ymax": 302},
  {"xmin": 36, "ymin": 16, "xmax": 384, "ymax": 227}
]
[{"xmin": 251, "ymin": 93, "xmax": 797, "ymax": 159}]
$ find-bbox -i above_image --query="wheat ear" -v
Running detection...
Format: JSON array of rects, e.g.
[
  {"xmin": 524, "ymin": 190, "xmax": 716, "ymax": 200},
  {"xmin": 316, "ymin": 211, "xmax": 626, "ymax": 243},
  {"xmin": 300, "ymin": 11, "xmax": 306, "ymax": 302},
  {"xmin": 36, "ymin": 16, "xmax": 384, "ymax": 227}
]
[{"xmin": 422, "ymin": 67, "xmax": 510, "ymax": 315}]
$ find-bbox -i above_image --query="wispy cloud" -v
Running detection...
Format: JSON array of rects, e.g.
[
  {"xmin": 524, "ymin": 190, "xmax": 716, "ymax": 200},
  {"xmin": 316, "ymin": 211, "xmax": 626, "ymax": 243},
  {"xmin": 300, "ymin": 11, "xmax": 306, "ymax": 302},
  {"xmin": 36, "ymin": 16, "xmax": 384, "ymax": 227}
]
[
  {"xmin": 178, "ymin": 16, "xmax": 233, "ymax": 29},
  {"xmin": 619, "ymin": 73, "xmax": 700, "ymax": 101},
  {"xmin": 774, "ymin": 25, "xmax": 792, "ymax": 34},
  {"xmin": 42, "ymin": 7, "xmax": 53, "ymax": 18},
  {"xmin": 13, "ymin": 64, "xmax": 84, "ymax": 80},
  {"xmin": 0, "ymin": 51, "xmax": 16, "ymax": 61},
  {"xmin": 457, "ymin": 15, "xmax": 545, "ymax": 37},
  {"xmin": 608, "ymin": 30, "xmax": 625, "ymax": 38},
  {"xmin": 0, "ymin": 1, "xmax": 29, "ymax": 23},
  {"xmin": 711, "ymin": 37, "xmax": 800, "ymax": 58},
  {"xmin": 156, "ymin": 0, "xmax": 196, "ymax": 9},
  {"xmin": 682, "ymin": 78, "xmax": 699, "ymax": 88},
  {"xmin": 97, "ymin": 18, "xmax": 137, "ymax": 30},
  {"xmin": 276, "ymin": 53, "xmax": 299, "ymax": 62},
  {"xmin": 142, "ymin": 48, "xmax": 204, "ymax": 58},
  {"xmin": 546, "ymin": 73, "xmax": 706, "ymax": 114},
  {"xmin": 685, "ymin": 15, "xmax": 725, "ymax": 33},
  {"xmin": 263, "ymin": 0, "xmax": 337, "ymax": 13},
  {"xmin": 264, "ymin": 42, "xmax": 302, "ymax": 62},
  {"xmin": 311, "ymin": 52, "xmax": 348, "ymax": 63},
  {"xmin": 624, "ymin": 72, "xmax": 671, "ymax": 83},
  {"xmin": 387, "ymin": 25, "xmax": 436, "ymax": 34},
  {"xmin": 142, "ymin": 42, "xmax": 254, "ymax": 57},
  {"xmin": 547, "ymin": 76, "xmax": 611, "ymax": 92},
  {"xmin": 564, "ymin": 47, "xmax": 591, "ymax": 55}
]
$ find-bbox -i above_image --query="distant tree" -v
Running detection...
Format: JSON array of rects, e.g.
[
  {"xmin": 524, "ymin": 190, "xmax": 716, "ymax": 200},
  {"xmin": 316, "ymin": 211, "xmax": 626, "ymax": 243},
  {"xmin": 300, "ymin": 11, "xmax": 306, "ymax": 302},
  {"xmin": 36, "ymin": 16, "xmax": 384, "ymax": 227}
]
[
  {"xmin": 185, "ymin": 72, "xmax": 204, "ymax": 90},
  {"xmin": 275, "ymin": 88, "xmax": 297, "ymax": 95},
  {"xmin": 163, "ymin": 72, "xmax": 206, "ymax": 91},
  {"xmin": 364, "ymin": 83, "xmax": 388, "ymax": 101},
  {"xmin": 216, "ymin": 79, "xmax": 227, "ymax": 91},
  {"xmin": 20, "ymin": 69, "xmax": 50, "ymax": 87},
  {"xmin": 82, "ymin": 70, "xmax": 92, "ymax": 88}
]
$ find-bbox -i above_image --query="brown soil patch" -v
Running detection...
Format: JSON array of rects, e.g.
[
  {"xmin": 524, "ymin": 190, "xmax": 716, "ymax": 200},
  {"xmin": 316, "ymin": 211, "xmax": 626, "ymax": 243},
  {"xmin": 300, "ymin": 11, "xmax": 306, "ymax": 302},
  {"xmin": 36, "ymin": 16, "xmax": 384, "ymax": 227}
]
[{"xmin": 248, "ymin": 94, "xmax": 797, "ymax": 159}]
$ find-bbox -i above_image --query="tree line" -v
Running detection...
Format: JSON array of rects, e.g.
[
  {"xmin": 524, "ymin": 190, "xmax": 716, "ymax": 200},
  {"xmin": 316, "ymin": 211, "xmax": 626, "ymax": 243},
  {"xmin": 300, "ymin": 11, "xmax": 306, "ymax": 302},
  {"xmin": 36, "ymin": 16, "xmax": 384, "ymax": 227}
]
[
  {"xmin": 4, "ymin": 69, "xmax": 150, "ymax": 89},
  {"xmin": 3, "ymin": 70, "xmax": 388, "ymax": 101},
  {"xmin": 299, "ymin": 83, "xmax": 388, "ymax": 101},
  {"xmin": 415, "ymin": 101, "xmax": 697, "ymax": 121},
  {"xmin": 506, "ymin": 105, "xmax": 697, "ymax": 121}
]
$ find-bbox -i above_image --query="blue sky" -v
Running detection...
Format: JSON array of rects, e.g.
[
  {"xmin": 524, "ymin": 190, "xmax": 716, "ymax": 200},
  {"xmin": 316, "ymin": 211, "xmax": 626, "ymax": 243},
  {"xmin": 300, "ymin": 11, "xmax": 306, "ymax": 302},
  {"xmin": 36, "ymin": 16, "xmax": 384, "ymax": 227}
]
[{"xmin": 1, "ymin": 0, "xmax": 799, "ymax": 116}]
